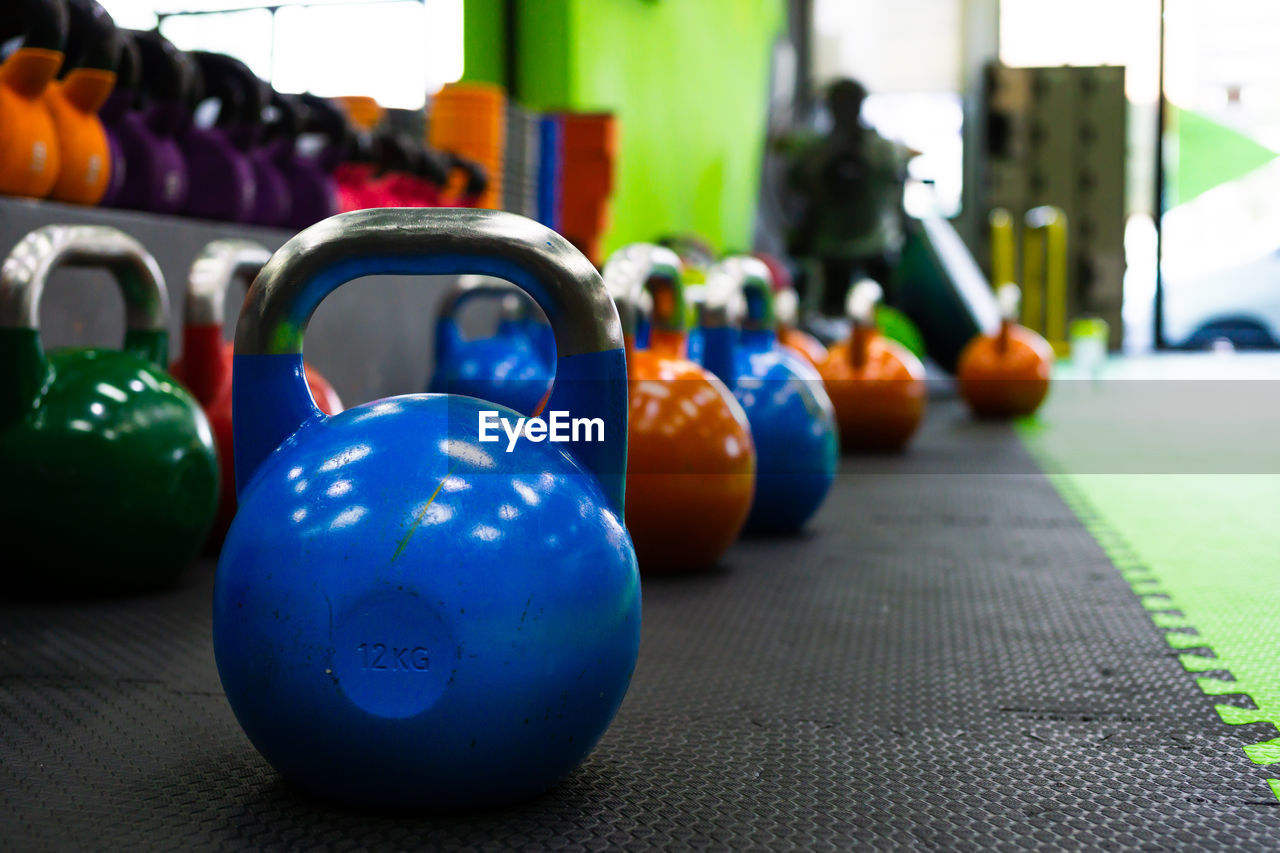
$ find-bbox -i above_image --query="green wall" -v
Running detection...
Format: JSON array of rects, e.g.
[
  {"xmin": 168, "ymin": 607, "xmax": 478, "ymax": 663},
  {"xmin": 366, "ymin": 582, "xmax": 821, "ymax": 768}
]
[
  {"xmin": 463, "ymin": 0, "xmax": 784, "ymax": 255},
  {"xmin": 460, "ymin": 0, "xmax": 506, "ymax": 86}
]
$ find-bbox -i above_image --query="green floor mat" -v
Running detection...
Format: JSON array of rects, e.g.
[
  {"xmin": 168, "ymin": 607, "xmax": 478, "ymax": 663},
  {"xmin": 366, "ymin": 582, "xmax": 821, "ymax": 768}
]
[{"xmin": 1019, "ymin": 353, "xmax": 1280, "ymax": 802}]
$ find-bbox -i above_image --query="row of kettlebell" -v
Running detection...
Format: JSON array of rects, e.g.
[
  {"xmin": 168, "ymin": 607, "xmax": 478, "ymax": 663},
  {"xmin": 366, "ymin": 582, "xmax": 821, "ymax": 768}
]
[
  {"xmin": 655, "ymin": 238, "xmax": 932, "ymax": 453},
  {"xmin": 334, "ymin": 131, "xmax": 489, "ymax": 212},
  {"xmin": 668, "ymin": 241, "xmax": 1054, "ymax": 446},
  {"xmin": 0, "ymin": 225, "xmax": 345, "ymax": 595},
  {"xmin": 0, "ymin": 0, "xmax": 344, "ymax": 228},
  {"xmin": 436, "ymin": 240, "xmax": 1056, "ymax": 577},
  {"xmin": 2, "ymin": 208, "xmax": 642, "ymax": 812},
  {"xmin": 0, "ymin": 209, "xmax": 1056, "ymax": 815},
  {"xmin": 204, "ymin": 211, "xmax": 1049, "ymax": 813},
  {"xmin": 430, "ymin": 244, "xmax": 842, "ymax": 573}
]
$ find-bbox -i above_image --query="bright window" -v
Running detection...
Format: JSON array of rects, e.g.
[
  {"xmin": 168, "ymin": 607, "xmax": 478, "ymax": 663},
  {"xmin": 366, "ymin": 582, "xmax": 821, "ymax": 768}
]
[{"xmin": 99, "ymin": 0, "xmax": 462, "ymax": 109}]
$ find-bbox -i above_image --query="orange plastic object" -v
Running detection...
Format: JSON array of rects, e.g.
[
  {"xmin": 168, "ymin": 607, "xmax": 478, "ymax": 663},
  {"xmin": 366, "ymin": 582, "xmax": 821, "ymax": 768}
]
[
  {"xmin": 626, "ymin": 328, "xmax": 755, "ymax": 572},
  {"xmin": 779, "ymin": 326, "xmax": 827, "ymax": 369},
  {"xmin": 957, "ymin": 319, "xmax": 1053, "ymax": 418},
  {"xmin": 819, "ymin": 283, "xmax": 926, "ymax": 452},
  {"xmin": 0, "ymin": 48, "xmax": 63, "ymax": 198},
  {"xmin": 606, "ymin": 243, "xmax": 754, "ymax": 572},
  {"xmin": 333, "ymin": 95, "xmax": 384, "ymax": 131},
  {"xmin": 45, "ymin": 67, "xmax": 115, "ymax": 204},
  {"xmin": 559, "ymin": 111, "xmax": 617, "ymax": 266},
  {"xmin": 429, "ymin": 82, "xmax": 506, "ymax": 209}
]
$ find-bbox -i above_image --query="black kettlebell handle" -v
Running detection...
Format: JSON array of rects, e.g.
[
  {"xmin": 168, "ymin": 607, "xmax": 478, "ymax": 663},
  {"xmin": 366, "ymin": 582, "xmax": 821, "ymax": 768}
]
[
  {"xmin": 190, "ymin": 51, "xmax": 263, "ymax": 128},
  {"xmin": 417, "ymin": 146, "xmax": 450, "ymax": 186},
  {"xmin": 111, "ymin": 28, "xmax": 139, "ymax": 92},
  {"xmin": 132, "ymin": 30, "xmax": 189, "ymax": 103},
  {"xmin": 446, "ymin": 152, "xmax": 489, "ymax": 197},
  {"xmin": 60, "ymin": 0, "xmax": 116, "ymax": 74},
  {"xmin": 262, "ymin": 89, "xmax": 302, "ymax": 143},
  {"xmin": 372, "ymin": 131, "xmax": 415, "ymax": 176},
  {"xmin": 297, "ymin": 93, "xmax": 352, "ymax": 156},
  {"xmin": 0, "ymin": 0, "xmax": 68, "ymax": 53}
]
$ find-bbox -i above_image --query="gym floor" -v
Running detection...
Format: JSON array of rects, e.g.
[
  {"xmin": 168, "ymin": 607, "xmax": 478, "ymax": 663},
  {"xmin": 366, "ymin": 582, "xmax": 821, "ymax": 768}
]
[{"xmin": 2, "ymin": 372, "xmax": 1277, "ymax": 848}]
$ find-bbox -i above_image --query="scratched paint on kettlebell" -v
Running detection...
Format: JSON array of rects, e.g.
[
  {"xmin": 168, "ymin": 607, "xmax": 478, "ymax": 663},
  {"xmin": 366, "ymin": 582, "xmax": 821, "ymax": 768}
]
[{"xmin": 391, "ymin": 465, "xmax": 457, "ymax": 562}]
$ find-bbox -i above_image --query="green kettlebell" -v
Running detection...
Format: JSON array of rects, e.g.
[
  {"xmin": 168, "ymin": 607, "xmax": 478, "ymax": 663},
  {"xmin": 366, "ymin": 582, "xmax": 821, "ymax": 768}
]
[{"xmin": 0, "ymin": 225, "xmax": 218, "ymax": 596}]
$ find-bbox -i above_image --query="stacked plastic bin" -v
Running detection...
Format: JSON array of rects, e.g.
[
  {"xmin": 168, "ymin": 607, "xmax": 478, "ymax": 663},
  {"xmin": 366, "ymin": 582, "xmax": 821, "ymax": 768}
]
[
  {"xmin": 428, "ymin": 82, "xmax": 506, "ymax": 210},
  {"xmin": 558, "ymin": 112, "xmax": 617, "ymax": 265},
  {"xmin": 537, "ymin": 115, "xmax": 563, "ymax": 231}
]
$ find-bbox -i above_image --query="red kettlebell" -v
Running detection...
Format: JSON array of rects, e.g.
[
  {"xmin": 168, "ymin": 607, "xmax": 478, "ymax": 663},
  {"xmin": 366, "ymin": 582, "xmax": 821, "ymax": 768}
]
[
  {"xmin": 603, "ymin": 243, "xmax": 755, "ymax": 572},
  {"xmin": 957, "ymin": 283, "xmax": 1054, "ymax": 418},
  {"xmin": 818, "ymin": 280, "xmax": 926, "ymax": 452},
  {"xmin": 170, "ymin": 240, "xmax": 342, "ymax": 548}
]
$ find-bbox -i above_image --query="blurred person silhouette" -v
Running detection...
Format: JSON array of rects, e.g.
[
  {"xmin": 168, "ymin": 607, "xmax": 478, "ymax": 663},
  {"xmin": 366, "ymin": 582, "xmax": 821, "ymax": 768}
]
[{"xmin": 780, "ymin": 78, "xmax": 916, "ymax": 332}]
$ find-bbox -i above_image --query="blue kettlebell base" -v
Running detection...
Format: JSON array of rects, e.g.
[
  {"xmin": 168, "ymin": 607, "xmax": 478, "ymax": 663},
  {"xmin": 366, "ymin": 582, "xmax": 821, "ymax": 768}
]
[
  {"xmin": 732, "ymin": 342, "xmax": 839, "ymax": 536},
  {"xmin": 744, "ymin": 470, "xmax": 837, "ymax": 535},
  {"xmin": 215, "ymin": 394, "xmax": 641, "ymax": 810}
]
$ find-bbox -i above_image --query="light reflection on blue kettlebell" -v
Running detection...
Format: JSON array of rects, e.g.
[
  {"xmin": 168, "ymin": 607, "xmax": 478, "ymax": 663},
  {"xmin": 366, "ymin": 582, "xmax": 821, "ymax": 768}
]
[
  {"xmin": 698, "ymin": 256, "xmax": 839, "ymax": 534},
  {"xmin": 428, "ymin": 275, "xmax": 554, "ymax": 415},
  {"xmin": 214, "ymin": 209, "xmax": 639, "ymax": 811}
]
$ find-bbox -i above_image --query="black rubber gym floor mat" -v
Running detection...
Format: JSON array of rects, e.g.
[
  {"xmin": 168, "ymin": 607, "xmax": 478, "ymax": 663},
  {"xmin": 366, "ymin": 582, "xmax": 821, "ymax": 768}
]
[{"xmin": 1, "ymin": 400, "xmax": 1276, "ymax": 850}]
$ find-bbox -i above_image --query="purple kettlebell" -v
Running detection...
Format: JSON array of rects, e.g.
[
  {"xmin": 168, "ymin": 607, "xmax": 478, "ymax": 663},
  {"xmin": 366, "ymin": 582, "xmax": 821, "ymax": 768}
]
[
  {"xmin": 98, "ymin": 30, "xmax": 133, "ymax": 207},
  {"xmin": 100, "ymin": 30, "xmax": 190, "ymax": 214},
  {"xmin": 242, "ymin": 83, "xmax": 293, "ymax": 227},
  {"xmin": 275, "ymin": 92, "xmax": 346, "ymax": 231},
  {"xmin": 178, "ymin": 51, "xmax": 257, "ymax": 222}
]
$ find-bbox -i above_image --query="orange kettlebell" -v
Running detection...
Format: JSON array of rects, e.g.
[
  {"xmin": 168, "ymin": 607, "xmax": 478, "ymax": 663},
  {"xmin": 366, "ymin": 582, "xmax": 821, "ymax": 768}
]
[
  {"xmin": 957, "ymin": 283, "xmax": 1053, "ymax": 418},
  {"xmin": 43, "ymin": 0, "xmax": 116, "ymax": 205},
  {"xmin": 773, "ymin": 287, "xmax": 828, "ymax": 369},
  {"xmin": 0, "ymin": 0, "xmax": 67, "ymax": 198},
  {"xmin": 603, "ymin": 243, "xmax": 755, "ymax": 572},
  {"xmin": 819, "ymin": 280, "xmax": 926, "ymax": 452}
]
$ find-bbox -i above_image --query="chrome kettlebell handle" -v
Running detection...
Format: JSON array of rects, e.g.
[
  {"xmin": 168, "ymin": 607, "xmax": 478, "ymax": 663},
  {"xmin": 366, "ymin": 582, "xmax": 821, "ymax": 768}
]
[
  {"xmin": 601, "ymin": 243, "xmax": 686, "ymax": 335},
  {"xmin": 702, "ymin": 256, "xmax": 775, "ymax": 331},
  {"xmin": 238, "ymin": 208, "xmax": 620, "ymax": 358},
  {"xmin": 846, "ymin": 279, "xmax": 882, "ymax": 329},
  {"xmin": 0, "ymin": 225, "xmax": 168, "ymax": 333},
  {"xmin": 774, "ymin": 288, "xmax": 799, "ymax": 327},
  {"xmin": 186, "ymin": 239, "xmax": 272, "ymax": 326},
  {"xmin": 996, "ymin": 283, "xmax": 1022, "ymax": 324}
]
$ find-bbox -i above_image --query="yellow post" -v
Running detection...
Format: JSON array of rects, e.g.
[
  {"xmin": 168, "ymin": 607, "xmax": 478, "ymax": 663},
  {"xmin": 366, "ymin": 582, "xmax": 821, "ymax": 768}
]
[
  {"xmin": 1023, "ymin": 206, "xmax": 1068, "ymax": 356},
  {"xmin": 988, "ymin": 208, "xmax": 1016, "ymax": 289}
]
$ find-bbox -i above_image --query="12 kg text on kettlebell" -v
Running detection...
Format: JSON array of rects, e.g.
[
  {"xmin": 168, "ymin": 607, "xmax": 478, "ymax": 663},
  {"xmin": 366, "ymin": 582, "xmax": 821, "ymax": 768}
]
[{"xmin": 477, "ymin": 410, "xmax": 605, "ymax": 451}]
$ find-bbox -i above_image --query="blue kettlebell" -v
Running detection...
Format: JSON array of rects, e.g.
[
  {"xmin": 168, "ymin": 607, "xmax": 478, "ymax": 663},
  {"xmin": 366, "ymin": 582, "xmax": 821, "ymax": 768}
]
[
  {"xmin": 699, "ymin": 256, "xmax": 839, "ymax": 534},
  {"xmin": 428, "ymin": 275, "xmax": 554, "ymax": 415},
  {"xmin": 214, "ymin": 208, "xmax": 640, "ymax": 811}
]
